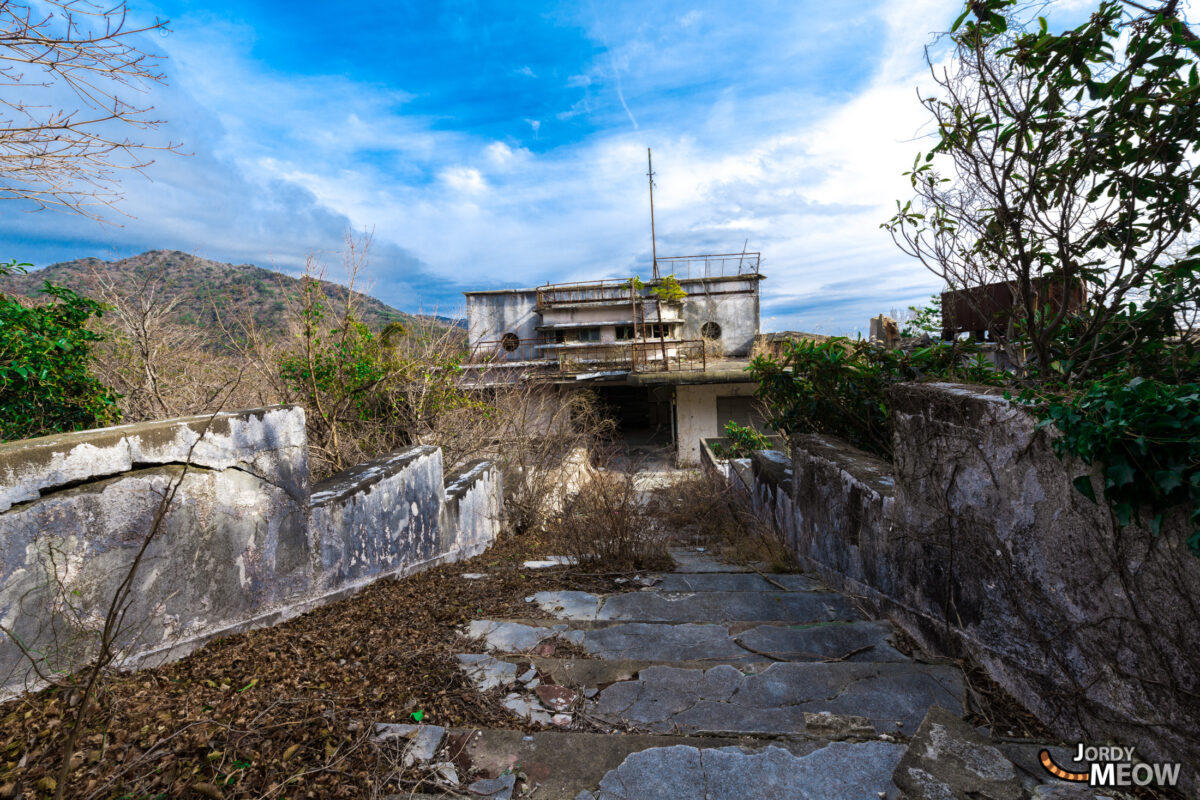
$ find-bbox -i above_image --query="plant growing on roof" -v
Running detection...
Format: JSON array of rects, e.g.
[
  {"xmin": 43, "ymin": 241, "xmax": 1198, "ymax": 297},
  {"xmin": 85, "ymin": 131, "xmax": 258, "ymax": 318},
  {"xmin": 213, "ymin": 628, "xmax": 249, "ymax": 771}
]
[{"xmin": 649, "ymin": 274, "xmax": 686, "ymax": 303}]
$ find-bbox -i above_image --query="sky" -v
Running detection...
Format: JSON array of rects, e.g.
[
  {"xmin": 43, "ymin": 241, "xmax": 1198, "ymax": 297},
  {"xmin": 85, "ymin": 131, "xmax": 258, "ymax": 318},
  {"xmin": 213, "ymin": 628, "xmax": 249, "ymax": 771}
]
[{"xmin": 0, "ymin": 0, "xmax": 1176, "ymax": 334}]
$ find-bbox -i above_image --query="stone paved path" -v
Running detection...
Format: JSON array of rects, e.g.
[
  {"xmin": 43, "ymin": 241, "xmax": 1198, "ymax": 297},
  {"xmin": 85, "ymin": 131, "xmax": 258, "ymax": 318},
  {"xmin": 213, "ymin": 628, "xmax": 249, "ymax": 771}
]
[{"xmin": 381, "ymin": 547, "xmax": 1106, "ymax": 799}]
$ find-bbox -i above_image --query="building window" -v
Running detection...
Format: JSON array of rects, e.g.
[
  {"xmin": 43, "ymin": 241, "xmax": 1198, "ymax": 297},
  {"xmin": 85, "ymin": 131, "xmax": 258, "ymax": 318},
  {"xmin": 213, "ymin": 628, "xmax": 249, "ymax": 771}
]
[
  {"xmin": 701, "ymin": 321, "xmax": 722, "ymax": 339},
  {"xmin": 574, "ymin": 327, "xmax": 601, "ymax": 342},
  {"xmin": 501, "ymin": 332, "xmax": 520, "ymax": 352},
  {"xmin": 615, "ymin": 325, "xmax": 635, "ymax": 341}
]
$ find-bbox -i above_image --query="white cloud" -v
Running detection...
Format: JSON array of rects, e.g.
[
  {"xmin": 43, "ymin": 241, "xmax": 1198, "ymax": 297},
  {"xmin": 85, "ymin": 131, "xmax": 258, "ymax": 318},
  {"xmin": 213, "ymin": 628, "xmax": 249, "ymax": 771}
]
[{"xmin": 440, "ymin": 166, "xmax": 488, "ymax": 195}]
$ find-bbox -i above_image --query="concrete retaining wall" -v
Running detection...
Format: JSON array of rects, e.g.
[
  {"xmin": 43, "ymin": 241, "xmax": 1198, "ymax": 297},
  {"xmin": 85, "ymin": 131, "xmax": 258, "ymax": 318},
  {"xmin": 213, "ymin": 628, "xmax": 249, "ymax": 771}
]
[
  {"xmin": 0, "ymin": 407, "xmax": 504, "ymax": 695},
  {"xmin": 735, "ymin": 383, "xmax": 1200, "ymax": 791}
]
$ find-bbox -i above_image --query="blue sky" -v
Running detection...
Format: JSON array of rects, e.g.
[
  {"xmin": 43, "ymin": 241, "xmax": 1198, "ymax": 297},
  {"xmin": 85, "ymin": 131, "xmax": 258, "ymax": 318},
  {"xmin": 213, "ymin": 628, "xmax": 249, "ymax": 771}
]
[{"xmin": 0, "ymin": 0, "xmax": 1152, "ymax": 334}]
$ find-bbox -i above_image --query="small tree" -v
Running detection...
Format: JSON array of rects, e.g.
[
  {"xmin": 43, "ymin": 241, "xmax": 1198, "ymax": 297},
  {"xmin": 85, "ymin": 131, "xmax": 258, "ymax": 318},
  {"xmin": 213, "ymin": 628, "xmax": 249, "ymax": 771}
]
[
  {"xmin": 0, "ymin": 260, "xmax": 120, "ymax": 440},
  {"xmin": 0, "ymin": 1, "xmax": 177, "ymax": 218},
  {"xmin": 885, "ymin": 0, "xmax": 1200, "ymax": 384}
]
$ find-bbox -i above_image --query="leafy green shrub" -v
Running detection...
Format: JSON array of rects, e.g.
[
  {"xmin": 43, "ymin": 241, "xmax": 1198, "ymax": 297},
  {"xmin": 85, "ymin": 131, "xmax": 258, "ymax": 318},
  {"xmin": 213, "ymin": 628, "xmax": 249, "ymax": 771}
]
[
  {"xmin": 711, "ymin": 421, "xmax": 772, "ymax": 459},
  {"xmin": 628, "ymin": 274, "xmax": 686, "ymax": 303},
  {"xmin": 1030, "ymin": 377, "xmax": 1200, "ymax": 555},
  {"xmin": 901, "ymin": 295, "xmax": 941, "ymax": 338},
  {"xmin": 0, "ymin": 260, "xmax": 121, "ymax": 440},
  {"xmin": 751, "ymin": 337, "xmax": 1000, "ymax": 460},
  {"xmin": 649, "ymin": 274, "xmax": 686, "ymax": 303}
]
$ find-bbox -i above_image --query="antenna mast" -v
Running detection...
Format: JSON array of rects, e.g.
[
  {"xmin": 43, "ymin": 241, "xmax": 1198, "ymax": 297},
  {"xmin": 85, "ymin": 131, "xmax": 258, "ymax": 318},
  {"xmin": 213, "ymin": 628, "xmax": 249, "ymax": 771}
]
[{"xmin": 647, "ymin": 148, "xmax": 659, "ymax": 280}]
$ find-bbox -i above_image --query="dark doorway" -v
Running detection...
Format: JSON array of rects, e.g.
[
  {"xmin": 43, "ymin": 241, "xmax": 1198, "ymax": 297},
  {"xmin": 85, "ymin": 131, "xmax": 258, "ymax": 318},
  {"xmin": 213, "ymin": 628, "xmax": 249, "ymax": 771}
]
[{"xmin": 592, "ymin": 385, "xmax": 674, "ymax": 454}]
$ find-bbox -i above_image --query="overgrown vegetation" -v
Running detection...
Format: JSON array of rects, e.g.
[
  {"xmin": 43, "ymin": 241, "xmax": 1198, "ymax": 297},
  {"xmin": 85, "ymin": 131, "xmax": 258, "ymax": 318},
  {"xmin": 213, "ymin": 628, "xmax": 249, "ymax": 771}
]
[
  {"xmin": 547, "ymin": 454, "xmax": 671, "ymax": 571},
  {"xmin": 751, "ymin": 337, "xmax": 1001, "ymax": 459},
  {"xmin": 752, "ymin": 0, "xmax": 1200, "ymax": 554},
  {"xmin": 0, "ymin": 261, "xmax": 120, "ymax": 440},
  {"xmin": 628, "ymin": 273, "xmax": 687, "ymax": 303},
  {"xmin": 710, "ymin": 420, "xmax": 772, "ymax": 459},
  {"xmin": 1037, "ymin": 377, "xmax": 1200, "ymax": 550}
]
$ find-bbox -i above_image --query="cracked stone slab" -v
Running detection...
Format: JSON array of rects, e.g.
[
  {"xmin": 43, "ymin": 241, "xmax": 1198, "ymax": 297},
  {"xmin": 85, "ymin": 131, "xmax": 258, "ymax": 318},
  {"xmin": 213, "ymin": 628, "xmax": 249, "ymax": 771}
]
[
  {"xmin": 593, "ymin": 662, "xmax": 963, "ymax": 735},
  {"xmin": 736, "ymin": 620, "xmax": 906, "ymax": 662},
  {"xmin": 596, "ymin": 590, "xmax": 859, "ymax": 623},
  {"xmin": 582, "ymin": 620, "xmax": 900, "ymax": 663},
  {"xmin": 465, "ymin": 620, "xmax": 584, "ymax": 652},
  {"xmin": 652, "ymin": 572, "xmax": 822, "ymax": 593},
  {"xmin": 893, "ymin": 707, "xmax": 1024, "ymax": 800},
  {"xmin": 531, "ymin": 591, "xmax": 603, "ymax": 620},
  {"xmin": 449, "ymin": 729, "xmax": 826, "ymax": 800},
  {"xmin": 458, "ymin": 654, "xmax": 519, "ymax": 692},
  {"xmin": 467, "ymin": 773, "xmax": 516, "ymax": 799},
  {"xmin": 667, "ymin": 548, "xmax": 750, "ymax": 573},
  {"xmin": 371, "ymin": 724, "xmax": 446, "ymax": 766},
  {"xmin": 590, "ymin": 741, "xmax": 906, "ymax": 799}
]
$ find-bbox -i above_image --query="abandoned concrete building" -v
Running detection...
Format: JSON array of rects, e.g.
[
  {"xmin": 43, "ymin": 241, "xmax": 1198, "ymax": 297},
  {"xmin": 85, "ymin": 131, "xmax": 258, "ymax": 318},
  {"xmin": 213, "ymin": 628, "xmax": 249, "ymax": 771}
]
[{"xmin": 463, "ymin": 253, "xmax": 766, "ymax": 465}]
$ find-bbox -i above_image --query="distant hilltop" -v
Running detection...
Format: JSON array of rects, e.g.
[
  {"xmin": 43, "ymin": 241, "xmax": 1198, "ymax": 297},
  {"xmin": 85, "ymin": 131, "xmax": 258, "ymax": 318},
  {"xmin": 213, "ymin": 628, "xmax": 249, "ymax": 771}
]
[{"xmin": 4, "ymin": 250, "xmax": 462, "ymax": 339}]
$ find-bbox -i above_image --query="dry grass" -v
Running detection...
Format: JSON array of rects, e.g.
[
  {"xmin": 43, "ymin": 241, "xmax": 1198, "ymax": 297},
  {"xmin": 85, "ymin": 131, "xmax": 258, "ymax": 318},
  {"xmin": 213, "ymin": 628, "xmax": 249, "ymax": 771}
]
[
  {"xmin": 544, "ymin": 452, "xmax": 672, "ymax": 572},
  {"xmin": 648, "ymin": 468, "xmax": 801, "ymax": 573}
]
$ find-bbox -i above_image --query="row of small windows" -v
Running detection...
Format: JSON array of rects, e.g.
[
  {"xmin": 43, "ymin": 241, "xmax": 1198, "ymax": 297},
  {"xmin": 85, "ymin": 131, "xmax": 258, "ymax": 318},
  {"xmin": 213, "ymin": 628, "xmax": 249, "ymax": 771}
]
[{"xmin": 500, "ymin": 321, "xmax": 722, "ymax": 351}]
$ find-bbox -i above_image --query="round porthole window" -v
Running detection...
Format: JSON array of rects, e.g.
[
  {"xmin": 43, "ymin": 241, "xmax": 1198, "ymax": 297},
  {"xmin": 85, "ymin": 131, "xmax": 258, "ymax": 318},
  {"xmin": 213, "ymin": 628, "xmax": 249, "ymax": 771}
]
[
  {"xmin": 700, "ymin": 321, "xmax": 722, "ymax": 340},
  {"xmin": 500, "ymin": 332, "xmax": 520, "ymax": 352}
]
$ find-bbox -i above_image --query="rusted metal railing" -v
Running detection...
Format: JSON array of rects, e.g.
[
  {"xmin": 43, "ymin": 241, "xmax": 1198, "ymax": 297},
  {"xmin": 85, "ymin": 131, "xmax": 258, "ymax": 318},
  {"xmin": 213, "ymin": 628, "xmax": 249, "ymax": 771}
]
[
  {"xmin": 467, "ymin": 335, "xmax": 707, "ymax": 375},
  {"xmin": 655, "ymin": 252, "xmax": 760, "ymax": 279}
]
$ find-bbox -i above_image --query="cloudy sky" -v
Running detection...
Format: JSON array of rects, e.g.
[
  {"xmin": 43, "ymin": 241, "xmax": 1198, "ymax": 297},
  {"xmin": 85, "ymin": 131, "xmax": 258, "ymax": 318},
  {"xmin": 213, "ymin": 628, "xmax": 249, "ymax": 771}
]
[{"xmin": 0, "ymin": 0, "xmax": 1148, "ymax": 334}]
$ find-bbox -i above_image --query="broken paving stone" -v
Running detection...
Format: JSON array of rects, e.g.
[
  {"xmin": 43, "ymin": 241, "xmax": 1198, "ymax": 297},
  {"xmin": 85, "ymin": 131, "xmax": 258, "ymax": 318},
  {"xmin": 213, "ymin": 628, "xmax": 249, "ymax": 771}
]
[
  {"xmin": 435, "ymin": 762, "xmax": 460, "ymax": 786},
  {"xmin": 461, "ymin": 573, "xmax": 489, "ymax": 580},
  {"xmin": 584, "ymin": 687, "xmax": 599, "ymax": 699},
  {"xmin": 551, "ymin": 713, "xmax": 572, "ymax": 728},
  {"xmin": 501, "ymin": 693, "xmax": 552, "ymax": 726},
  {"xmin": 803, "ymin": 711, "xmax": 875, "ymax": 740},
  {"xmin": 531, "ymin": 590, "xmax": 602, "ymax": 620},
  {"xmin": 535, "ymin": 684, "xmax": 579, "ymax": 712},
  {"xmin": 589, "ymin": 741, "xmax": 905, "ymax": 800},
  {"xmin": 892, "ymin": 706, "xmax": 1023, "ymax": 800},
  {"xmin": 457, "ymin": 654, "xmax": 518, "ymax": 692},
  {"xmin": 523, "ymin": 556, "xmax": 577, "ymax": 569},
  {"xmin": 518, "ymin": 668, "xmax": 537, "ymax": 684},
  {"xmin": 370, "ymin": 724, "xmax": 446, "ymax": 765},
  {"xmin": 465, "ymin": 620, "xmax": 584, "ymax": 653},
  {"xmin": 467, "ymin": 773, "xmax": 516, "ymax": 799}
]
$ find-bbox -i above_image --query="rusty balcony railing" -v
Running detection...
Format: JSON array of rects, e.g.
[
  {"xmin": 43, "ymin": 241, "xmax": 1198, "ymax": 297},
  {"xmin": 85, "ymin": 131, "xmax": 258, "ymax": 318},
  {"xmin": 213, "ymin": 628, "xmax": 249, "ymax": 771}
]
[
  {"xmin": 468, "ymin": 335, "xmax": 707, "ymax": 375},
  {"xmin": 655, "ymin": 252, "xmax": 760, "ymax": 279},
  {"xmin": 535, "ymin": 279, "xmax": 634, "ymax": 309}
]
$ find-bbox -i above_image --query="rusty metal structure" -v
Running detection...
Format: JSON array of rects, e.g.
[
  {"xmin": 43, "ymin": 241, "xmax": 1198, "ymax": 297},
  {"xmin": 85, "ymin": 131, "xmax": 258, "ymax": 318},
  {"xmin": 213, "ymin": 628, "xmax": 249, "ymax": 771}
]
[{"xmin": 941, "ymin": 277, "xmax": 1085, "ymax": 341}]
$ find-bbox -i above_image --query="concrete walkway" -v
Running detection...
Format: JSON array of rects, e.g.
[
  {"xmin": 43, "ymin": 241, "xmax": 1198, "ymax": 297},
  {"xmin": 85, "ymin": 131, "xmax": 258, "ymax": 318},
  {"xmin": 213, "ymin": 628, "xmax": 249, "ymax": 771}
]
[{"xmin": 382, "ymin": 547, "xmax": 1107, "ymax": 799}]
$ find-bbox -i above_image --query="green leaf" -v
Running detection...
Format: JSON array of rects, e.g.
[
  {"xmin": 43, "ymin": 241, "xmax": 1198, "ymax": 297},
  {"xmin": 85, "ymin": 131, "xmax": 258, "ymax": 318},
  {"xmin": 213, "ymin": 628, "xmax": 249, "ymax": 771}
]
[
  {"xmin": 411, "ymin": 709, "xmax": 425, "ymax": 722},
  {"xmin": 1073, "ymin": 474, "xmax": 1097, "ymax": 503}
]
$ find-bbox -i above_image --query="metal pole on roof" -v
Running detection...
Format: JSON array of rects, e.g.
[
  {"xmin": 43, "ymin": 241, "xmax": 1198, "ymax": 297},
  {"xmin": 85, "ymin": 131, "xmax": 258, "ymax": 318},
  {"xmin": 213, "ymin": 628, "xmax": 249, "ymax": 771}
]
[{"xmin": 647, "ymin": 148, "xmax": 659, "ymax": 281}]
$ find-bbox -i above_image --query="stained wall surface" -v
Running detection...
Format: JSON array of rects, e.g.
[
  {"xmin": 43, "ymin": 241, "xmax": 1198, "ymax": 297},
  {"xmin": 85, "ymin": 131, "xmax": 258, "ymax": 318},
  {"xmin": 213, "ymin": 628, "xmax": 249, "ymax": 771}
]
[
  {"xmin": 726, "ymin": 383, "xmax": 1200, "ymax": 793},
  {"xmin": 0, "ymin": 407, "xmax": 503, "ymax": 695}
]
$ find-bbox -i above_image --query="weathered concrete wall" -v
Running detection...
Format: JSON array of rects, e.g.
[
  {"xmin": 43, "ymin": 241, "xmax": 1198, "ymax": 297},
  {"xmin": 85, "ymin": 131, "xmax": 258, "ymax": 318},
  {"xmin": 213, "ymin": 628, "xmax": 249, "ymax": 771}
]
[
  {"xmin": 441, "ymin": 460, "xmax": 503, "ymax": 560},
  {"xmin": 310, "ymin": 446, "xmax": 444, "ymax": 592},
  {"xmin": 0, "ymin": 408, "xmax": 504, "ymax": 696},
  {"xmin": 679, "ymin": 276, "xmax": 761, "ymax": 356},
  {"xmin": 735, "ymin": 384, "xmax": 1200, "ymax": 791},
  {"xmin": 676, "ymin": 382, "xmax": 758, "ymax": 465},
  {"xmin": 465, "ymin": 289, "xmax": 540, "ymax": 352}
]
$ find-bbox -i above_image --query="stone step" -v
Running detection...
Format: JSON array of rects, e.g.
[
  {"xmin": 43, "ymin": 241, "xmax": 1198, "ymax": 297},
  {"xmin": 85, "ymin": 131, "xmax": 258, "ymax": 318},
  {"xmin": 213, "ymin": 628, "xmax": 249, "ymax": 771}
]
[
  {"xmin": 580, "ymin": 740, "xmax": 906, "ymax": 800},
  {"xmin": 667, "ymin": 547, "xmax": 751, "ymax": 573},
  {"xmin": 443, "ymin": 728, "xmax": 905, "ymax": 800},
  {"xmin": 592, "ymin": 662, "xmax": 964, "ymax": 736},
  {"xmin": 529, "ymin": 589, "xmax": 860, "ymax": 623},
  {"xmin": 465, "ymin": 619, "xmax": 905, "ymax": 663},
  {"xmin": 649, "ymin": 572, "xmax": 823, "ymax": 593}
]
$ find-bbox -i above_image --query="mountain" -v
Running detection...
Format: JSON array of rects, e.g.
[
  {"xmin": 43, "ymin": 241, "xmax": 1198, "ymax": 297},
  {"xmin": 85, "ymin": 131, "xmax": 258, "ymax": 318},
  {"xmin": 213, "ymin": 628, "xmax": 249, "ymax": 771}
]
[{"xmin": 4, "ymin": 250, "xmax": 459, "ymax": 340}]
